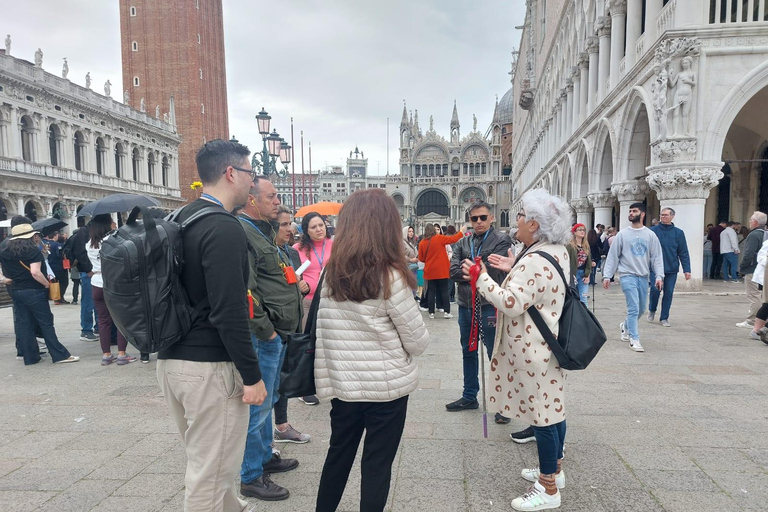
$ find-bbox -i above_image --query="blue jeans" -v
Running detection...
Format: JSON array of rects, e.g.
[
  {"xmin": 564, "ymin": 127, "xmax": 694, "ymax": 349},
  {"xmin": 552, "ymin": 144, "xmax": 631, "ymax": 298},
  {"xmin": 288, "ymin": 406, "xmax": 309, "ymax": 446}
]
[
  {"xmin": 532, "ymin": 420, "xmax": 566, "ymax": 475},
  {"xmin": 703, "ymin": 251, "xmax": 712, "ymax": 278},
  {"xmin": 620, "ymin": 275, "xmax": 648, "ymax": 341},
  {"xmin": 79, "ymin": 272, "xmax": 97, "ymax": 334},
  {"xmin": 648, "ymin": 272, "xmax": 678, "ymax": 321},
  {"xmin": 458, "ymin": 305, "xmax": 496, "ymax": 401},
  {"xmin": 11, "ymin": 288, "xmax": 71, "ymax": 365},
  {"xmin": 576, "ymin": 269, "xmax": 588, "ymax": 304},
  {"xmin": 722, "ymin": 252, "xmax": 738, "ymax": 280},
  {"xmin": 240, "ymin": 333, "xmax": 287, "ymax": 484}
]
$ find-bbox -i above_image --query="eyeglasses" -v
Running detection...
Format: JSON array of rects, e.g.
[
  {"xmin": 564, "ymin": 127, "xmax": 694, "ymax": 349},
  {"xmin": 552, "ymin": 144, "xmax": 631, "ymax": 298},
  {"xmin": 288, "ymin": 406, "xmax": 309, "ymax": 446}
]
[
  {"xmin": 227, "ymin": 165, "xmax": 258, "ymax": 181},
  {"xmin": 470, "ymin": 215, "xmax": 488, "ymax": 222},
  {"xmin": 516, "ymin": 211, "xmax": 526, "ymax": 220}
]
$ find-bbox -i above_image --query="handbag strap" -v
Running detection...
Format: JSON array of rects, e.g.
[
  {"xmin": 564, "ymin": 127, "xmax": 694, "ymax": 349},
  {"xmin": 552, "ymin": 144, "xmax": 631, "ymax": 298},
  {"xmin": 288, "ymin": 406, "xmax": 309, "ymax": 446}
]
[
  {"xmin": 525, "ymin": 251, "xmax": 570, "ymax": 366},
  {"xmin": 19, "ymin": 261, "xmax": 31, "ymax": 272},
  {"xmin": 303, "ymin": 271, "xmax": 325, "ymax": 335}
]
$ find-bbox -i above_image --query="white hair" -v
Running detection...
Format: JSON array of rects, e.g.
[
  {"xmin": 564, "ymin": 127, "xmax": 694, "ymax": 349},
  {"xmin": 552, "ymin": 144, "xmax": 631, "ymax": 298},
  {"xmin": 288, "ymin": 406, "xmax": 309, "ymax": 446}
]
[
  {"xmin": 521, "ymin": 188, "xmax": 573, "ymax": 245},
  {"xmin": 751, "ymin": 211, "xmax": 767, "ymax": 227}
]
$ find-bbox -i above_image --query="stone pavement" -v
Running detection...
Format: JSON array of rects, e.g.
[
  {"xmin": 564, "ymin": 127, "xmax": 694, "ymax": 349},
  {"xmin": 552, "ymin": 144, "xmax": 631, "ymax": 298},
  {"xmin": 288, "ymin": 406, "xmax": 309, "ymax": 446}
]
[{"xmin": 0, "ymin": 279, "xmax": 767, "ymax": 512}]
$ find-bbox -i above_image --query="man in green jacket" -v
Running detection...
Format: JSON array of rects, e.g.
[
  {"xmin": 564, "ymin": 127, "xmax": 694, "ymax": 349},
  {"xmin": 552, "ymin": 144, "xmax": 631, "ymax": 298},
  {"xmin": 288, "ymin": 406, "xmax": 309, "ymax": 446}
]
[{"xmin": 238, "ymin": 176, "xmax": 303, "ymax": 502}]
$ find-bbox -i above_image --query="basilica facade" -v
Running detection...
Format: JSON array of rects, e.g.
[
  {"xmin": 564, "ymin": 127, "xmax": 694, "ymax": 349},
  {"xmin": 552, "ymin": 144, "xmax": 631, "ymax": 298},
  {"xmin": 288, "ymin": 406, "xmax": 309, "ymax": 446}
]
[
  {"xmin": 510, "ymin": 0, "xmax": 768, "ymax": 290},
  {"xmin": 388, "ymin": 99, "xmax": 514, "ymax": 233},
  {"xmin": 0, "ymin": 46, "xmax": 182, "ymax": 232}
]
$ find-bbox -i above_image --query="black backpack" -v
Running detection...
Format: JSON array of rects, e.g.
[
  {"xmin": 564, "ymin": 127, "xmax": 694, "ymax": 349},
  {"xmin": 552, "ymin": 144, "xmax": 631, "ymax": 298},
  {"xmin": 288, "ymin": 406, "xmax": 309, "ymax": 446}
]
[
  {"xmin": 526, "ymin": 251, "xmax": 607, "ymax": 371},
  {"xmin": 100, "ymin": 205, "xmax": 229, "ymax": 353}
]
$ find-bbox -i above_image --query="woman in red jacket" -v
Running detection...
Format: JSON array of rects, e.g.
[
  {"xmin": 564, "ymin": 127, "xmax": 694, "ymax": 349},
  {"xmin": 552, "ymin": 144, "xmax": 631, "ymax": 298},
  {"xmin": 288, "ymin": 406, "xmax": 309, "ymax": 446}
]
[{"xmin": 418, "ymin": 224, "xmax": 463, "ymax": 319}]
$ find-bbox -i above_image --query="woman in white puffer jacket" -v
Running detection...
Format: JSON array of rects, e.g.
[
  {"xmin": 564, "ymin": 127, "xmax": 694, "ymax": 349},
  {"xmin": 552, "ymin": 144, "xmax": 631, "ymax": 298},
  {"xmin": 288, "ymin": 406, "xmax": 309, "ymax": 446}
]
[
  {"xmin": 748, "ymin": 239, "xmax": 768, "ymax": 343},
  {"xmin": 314, "ymin": 189, "xmax": 429, "ymax": 512}
]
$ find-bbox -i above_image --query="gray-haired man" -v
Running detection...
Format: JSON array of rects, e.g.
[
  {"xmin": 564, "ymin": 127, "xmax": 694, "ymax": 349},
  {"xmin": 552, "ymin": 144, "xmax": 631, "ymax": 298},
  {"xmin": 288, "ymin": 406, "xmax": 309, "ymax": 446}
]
[{"xmin": 737, "ymin": 211, "xmax": 767, "ymax": 330}]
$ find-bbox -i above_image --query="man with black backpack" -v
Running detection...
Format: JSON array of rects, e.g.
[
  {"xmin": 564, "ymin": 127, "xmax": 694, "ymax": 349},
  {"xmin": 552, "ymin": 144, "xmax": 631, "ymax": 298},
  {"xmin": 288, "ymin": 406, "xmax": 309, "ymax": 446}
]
[{"xmin": 156, "ymin": 139, "xmax": 267, "ymax": 512}]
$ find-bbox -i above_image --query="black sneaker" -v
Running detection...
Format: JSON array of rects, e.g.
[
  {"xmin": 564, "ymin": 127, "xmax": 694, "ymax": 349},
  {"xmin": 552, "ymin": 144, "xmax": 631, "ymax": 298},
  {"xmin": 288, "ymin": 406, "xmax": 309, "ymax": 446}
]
[
  {"xmin": 80, "ymin": 332, "xmax": 98, "ymax": 341},
  {"xmin": 299, "ymin": 395, "xmax": 319, "ymax": 405},
  {"xmin": 262, "ymin": 453, "xmax": 299, "ymax": 474},
  {"xmin": 445, "ymin": 397, "xmax": 479, "ymax": 412},
  {"xmin": 140, "ymin": 353, "xmax": 150, "ymax": 364},
  {"xmin": 510, "ymin": 426, "xmax": 536, "ymax": 444},
  {"xmin": 495, "ymin": 412, "xmax": 511, "ymax": 424},
  {"xmin": 240, "ymin": 474, "xmax": 289, "ymax": 501}
]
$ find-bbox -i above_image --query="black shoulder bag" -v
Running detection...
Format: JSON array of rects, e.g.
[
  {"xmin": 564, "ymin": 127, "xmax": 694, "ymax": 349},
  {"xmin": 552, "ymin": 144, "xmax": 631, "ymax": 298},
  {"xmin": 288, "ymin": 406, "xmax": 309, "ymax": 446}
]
[
  {"xmin": 526, "ymin": 251, "xmax": 607, "ymax": 371},
  {"xmin": 279, "ymin": 272, "xmax": 324, "ymax": 398}
]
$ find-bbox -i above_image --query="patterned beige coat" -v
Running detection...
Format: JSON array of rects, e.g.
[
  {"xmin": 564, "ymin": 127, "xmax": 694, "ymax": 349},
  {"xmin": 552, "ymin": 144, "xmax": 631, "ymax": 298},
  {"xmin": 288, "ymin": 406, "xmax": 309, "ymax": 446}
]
[{"xmin": 476, "ymin": 241, "xmax": 569, "ymax": 426}]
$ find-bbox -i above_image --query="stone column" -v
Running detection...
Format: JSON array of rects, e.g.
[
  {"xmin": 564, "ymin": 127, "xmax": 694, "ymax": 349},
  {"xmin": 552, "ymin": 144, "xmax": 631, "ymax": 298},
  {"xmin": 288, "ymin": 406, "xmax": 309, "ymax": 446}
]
[
  {"xmin": 647, "ymin": 164, "xmax": 723, "ymax": 291},
  {"xmin": 586, "ymin": 38, "xmax": 599, "ymax": 114},
  {"xmin": 571, "ymin": 197, "xmax": 593, "ymax": 227},
  {"xmin": 645, "ymin": 0, "xmax": 664, "ymax": 40},
  {"xmin": 571, "ymin": 68, "xmax": 581, "ymax": 132},
  {"xmin": 588, "ymin": 192, "xmax": 615, "ymax": 229},
  {"xmin": 578, "ymin": 55, "xmax": 588, "ymax": 123},
  {"xmin": 596, "ymin": 17, "xmax": 612, "ymax": 103},
  {"xmin": 611, "ymin": 180, "xmax": 651, "ymax": 231},
  {"xmin": 559, "ymin": 92, "xmax": 568, "ymax": 143},
  {"xmin": 609, "ymin": 0, "xmax": 627, "ymax": 89},
  {"xmin": 563, "ymin": 78, "xmax": 576, "ymax": 140},
  {"xmin": 625, "ymin": 0, "xmax": 643, "ymax": 68},
  {"xmin": 9, "ymin": 106, "xmax": 21, "ymax": 159}
]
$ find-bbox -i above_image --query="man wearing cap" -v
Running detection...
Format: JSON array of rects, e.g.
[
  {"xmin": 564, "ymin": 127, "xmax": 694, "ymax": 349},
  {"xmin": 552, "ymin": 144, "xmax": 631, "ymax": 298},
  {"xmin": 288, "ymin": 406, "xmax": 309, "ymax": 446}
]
[{"xmin": 0, "ymin": 218, "xmax": 79, "ymax": 365}]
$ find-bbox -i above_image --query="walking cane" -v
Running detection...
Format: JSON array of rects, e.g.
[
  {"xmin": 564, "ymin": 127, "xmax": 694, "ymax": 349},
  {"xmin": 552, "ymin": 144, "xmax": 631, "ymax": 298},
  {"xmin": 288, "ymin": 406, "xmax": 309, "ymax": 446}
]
[
  {"xmin": 591, "ymin": 282, "xmax": 596, "ymax": 313},
  {"xmin": 469, "ymin": 257, "xmax": 488, "ymax": 438}
]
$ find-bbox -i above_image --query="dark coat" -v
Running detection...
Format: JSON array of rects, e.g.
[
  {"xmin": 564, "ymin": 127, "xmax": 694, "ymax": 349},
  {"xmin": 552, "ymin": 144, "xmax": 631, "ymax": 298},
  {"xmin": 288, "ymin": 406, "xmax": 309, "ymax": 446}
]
[
  {"xmin": 650, "ymin": 222, "xmax": 691, "ymax": 274},
  {"xmin": 449, "ymin": 228, "xmax": 512, "ymax": 308},
  {"xmin": 739, "ymin": 228, "xmax": 765, "ymax": 275}
]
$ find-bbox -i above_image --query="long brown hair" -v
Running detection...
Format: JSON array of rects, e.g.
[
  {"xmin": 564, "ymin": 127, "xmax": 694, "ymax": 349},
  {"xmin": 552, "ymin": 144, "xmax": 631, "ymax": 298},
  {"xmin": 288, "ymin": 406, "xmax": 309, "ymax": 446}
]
[
  {"xmin": 325, "ymin": 189, "xmax": 416, "ymax": 302},
  {"xmin": 422, "ymin": 223, "xmax": 436, "ymax": 240},
  {"xmin": 569, "ymin": 227, "xmax": 590, "ymax": 256}
]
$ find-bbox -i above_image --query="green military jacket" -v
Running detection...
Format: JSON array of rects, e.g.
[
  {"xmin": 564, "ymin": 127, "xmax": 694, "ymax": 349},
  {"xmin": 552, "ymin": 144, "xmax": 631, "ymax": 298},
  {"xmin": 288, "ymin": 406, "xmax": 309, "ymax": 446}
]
[{"xmin": 238, "ymin": 214, "xmax": 302, "ymax": 341}]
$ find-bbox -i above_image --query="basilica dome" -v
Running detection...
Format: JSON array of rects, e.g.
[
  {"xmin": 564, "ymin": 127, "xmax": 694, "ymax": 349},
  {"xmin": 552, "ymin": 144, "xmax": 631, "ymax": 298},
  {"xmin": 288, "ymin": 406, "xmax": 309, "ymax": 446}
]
[{"xmin": 498, "ymin": 87, "xmax": 514, "ymax": 125}]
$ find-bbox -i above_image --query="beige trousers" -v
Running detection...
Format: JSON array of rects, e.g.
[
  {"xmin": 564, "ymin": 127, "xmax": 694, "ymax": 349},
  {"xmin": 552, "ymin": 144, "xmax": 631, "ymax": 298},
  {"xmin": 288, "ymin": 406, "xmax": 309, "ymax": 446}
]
[
  {"xmin": 157, "ymin": 359, "xmax": 250, "ymax": 512},
  {"xmin": 745, "ymin": 274, "xmax": 761, "ymax": 322}
]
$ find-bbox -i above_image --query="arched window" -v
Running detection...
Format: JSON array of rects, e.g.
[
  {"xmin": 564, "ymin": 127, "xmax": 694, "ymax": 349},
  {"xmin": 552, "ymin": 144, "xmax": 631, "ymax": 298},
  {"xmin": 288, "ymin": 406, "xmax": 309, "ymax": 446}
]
[
  {"xmin": 133, "ymin": 76, "xmax": 140, "ymax": 86},
  {"xmin": 95, "ymin": 137, "xmax": 106, "ymax": 175},
  {"xmin": 74, "ymin": 130, "xmax": 84, "ymax": 171},
  {"xmin": 147, "ymin": 152, "xmax": 156, "ymax": 184},
  {"xmin": 130, "ymin": 6, "xmax": 136, "ymax": 16},
  {"xmin": 132, "ymin": 147, "xmax": 140, "ymax": 181},
  {"xmin": 162, "ymin": 156, "xmax": 169, "ymax": 186},
  {"xmin": 114, "ymin": 143, "xmax": 124, "ymax": 178},
  {"xmin": 20, "ymin": 115, "xmax": 34, "ymax": 162},
  {"xmin": 48, "ymin": 124, "xmax": 61, "ymax": 166},
  {"xmin": 132, "ymin": 41, "xmax": 138, "ymax": 51}
]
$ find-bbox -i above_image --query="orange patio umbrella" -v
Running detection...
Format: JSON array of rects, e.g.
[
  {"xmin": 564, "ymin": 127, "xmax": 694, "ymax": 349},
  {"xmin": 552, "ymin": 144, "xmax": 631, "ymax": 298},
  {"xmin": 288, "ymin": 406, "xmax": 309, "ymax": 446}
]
[{"xmin": 296, "ymin": 202, "xmax": 343, "ymax": 218}]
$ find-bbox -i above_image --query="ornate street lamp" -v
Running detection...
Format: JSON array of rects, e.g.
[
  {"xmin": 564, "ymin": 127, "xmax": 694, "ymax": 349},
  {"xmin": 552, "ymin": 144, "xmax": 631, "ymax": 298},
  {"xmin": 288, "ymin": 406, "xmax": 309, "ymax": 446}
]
[{"xmin": 251, "ymin": 108, "xmax": 288, "ymax": 177}]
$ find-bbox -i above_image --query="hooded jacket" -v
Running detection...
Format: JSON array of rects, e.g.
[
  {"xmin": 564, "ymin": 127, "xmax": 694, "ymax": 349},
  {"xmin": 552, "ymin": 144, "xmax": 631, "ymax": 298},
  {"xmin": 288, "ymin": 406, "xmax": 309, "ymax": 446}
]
[
  {"xmin": 650, "ymin": 222, "xmax": 691, "ymax": 274},
  {"xmin": 450, "ymin": 227, "xmax": 512, "ymax": 308}
]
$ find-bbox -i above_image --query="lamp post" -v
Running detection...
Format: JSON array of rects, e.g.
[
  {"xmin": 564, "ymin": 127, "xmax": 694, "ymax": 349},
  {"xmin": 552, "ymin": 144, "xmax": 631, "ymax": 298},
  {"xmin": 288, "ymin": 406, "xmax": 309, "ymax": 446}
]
[{"xmin": 252, "ymin": 108, "xmax": 290, "ymax": 178}]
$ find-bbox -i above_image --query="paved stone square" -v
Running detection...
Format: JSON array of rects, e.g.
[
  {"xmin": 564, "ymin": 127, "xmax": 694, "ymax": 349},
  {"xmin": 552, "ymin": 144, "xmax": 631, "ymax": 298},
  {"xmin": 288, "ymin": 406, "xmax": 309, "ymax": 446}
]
[{"xmin": 0, "ymin": 280, "xmax": 767, "ymax": 511}]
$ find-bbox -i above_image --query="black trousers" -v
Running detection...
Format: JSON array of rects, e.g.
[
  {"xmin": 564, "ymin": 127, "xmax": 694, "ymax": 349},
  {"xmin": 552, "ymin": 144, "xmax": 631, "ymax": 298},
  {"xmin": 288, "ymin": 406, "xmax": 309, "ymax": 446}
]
[
  {"xmin": 427, "ymin": 278, "xmax": 450, "ymax": 314},
  {"xmin": 316, "ymin": 395, "xmax": 409, "ymax": 512},
  {"xmin": 710, "ymin": 253, "xmax": 723, "ymax": 279},
  {"xmin": 54, "ymin": 269, "xmax": 69, "ymax": 300}
]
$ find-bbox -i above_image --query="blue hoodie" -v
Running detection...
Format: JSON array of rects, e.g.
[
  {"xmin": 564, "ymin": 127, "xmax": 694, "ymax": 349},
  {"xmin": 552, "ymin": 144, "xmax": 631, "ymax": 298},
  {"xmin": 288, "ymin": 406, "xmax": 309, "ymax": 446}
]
[{"xmin": 650, "ymin": 222, "xmax": 691, "ymax": 274}]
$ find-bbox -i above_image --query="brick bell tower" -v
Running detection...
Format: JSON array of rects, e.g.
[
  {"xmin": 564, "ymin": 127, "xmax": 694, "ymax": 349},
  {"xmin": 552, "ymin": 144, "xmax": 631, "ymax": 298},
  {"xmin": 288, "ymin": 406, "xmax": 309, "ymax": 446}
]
[{"xmin": 119, "ymin": 0, "xmax": 230, "ymax": 201}]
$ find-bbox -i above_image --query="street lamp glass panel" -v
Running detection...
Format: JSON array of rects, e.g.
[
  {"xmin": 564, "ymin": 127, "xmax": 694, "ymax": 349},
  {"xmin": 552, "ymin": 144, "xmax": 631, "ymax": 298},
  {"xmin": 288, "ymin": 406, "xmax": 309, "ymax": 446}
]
[
  {"xmin": 256, "ymin": 108, "xmax": 271, "ymax": 136},
  {"xmin": 280, "ymin": 141, "xmax": 291, "ymax": 164},
  {"xmin": 267, "ymin": 130, "xmax": 282, "ymax": 157}
]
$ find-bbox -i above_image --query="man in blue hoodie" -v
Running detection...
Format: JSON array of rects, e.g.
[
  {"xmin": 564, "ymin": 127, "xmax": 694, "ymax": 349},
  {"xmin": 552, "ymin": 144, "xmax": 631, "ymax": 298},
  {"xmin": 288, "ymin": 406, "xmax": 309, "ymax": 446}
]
[{"xmin": 648, "ymin": 208, "xmax": 691, "ymax": 327}]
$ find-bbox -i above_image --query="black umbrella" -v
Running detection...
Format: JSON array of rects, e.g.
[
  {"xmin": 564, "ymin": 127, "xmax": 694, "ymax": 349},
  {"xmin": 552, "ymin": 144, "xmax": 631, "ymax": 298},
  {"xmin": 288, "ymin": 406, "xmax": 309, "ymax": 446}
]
[
  {"xmin": 77, "ymin": 193, "xmax": 160, "ymax": 218},
  {"xmin": 31, "ymin": 218, "xmax": 68, "ymax": 237}
]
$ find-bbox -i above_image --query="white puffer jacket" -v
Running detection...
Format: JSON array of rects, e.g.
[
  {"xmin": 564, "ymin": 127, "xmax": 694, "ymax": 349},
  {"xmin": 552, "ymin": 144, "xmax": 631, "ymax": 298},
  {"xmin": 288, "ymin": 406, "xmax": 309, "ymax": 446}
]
[{"xmin": 314, "ymin": 269, "xmax": 430, "ymax": 402}]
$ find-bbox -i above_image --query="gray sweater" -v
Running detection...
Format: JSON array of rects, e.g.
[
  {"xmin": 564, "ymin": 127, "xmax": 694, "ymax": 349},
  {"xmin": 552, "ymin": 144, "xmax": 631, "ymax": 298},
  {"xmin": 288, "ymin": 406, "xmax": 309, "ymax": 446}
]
[{"xmin": 602, "ymin": 226, "xmax": 665, "ymax": 280}]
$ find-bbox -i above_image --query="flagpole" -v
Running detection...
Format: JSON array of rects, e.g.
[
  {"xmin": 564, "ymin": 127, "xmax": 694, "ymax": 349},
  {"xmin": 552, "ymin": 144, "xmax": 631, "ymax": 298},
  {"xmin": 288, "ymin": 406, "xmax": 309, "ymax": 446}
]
[
  {"xmin": 386, "ymin": 117, "xmax": 389, "ymax": 175},
  {"xmin": 301, "ymin": 131, "xmax": 305, "ymax": 209},
  {"xmin": 308, "ymin": 141, "xmax": 313, "ymax": 205},
  {"xmin": 291, "ymin": 118, "xmax": 296, "ymax": 214}
]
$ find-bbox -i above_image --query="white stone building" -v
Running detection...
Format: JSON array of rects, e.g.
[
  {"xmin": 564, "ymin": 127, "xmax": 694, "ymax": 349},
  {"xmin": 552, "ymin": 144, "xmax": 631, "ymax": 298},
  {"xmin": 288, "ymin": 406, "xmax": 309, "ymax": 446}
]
[
  {"xmin": 0, "ymin": 49, "xmax": 182, "ymax": 232},
  {"xmin": 510, "ymin": 0, "xmax": 768, "ymax": 290},
  {"xmin": 389, "ymin": 101, "xmax": 514, "ymax": 233}
]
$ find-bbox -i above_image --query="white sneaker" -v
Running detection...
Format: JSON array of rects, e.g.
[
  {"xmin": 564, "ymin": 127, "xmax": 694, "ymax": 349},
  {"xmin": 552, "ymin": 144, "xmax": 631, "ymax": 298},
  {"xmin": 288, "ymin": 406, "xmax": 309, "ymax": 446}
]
[
  {"xmin": 619, "ymin": 322, "xmax": 629, "ymax": 341},
  {"xmin": 419, "ymin": 306, "xmax": 428, "ymax": 312},
  {"xmin": 660, "ymin": 319, "xmax": 671, "ymax": 327},
  {"xmin": 646, "ymin": 311, "xmax": 655, "ymax": 322},
  {"xmin": 443, "ymin": 312, "xmax": 453, "ymax": 319},
  {"xmin": 511, "ymin": 481, "xmax": 561, "ymax": 511},
  {"xmin": 521, "ymin": 468, "xmax": 565, "ymax": 489},
  {"xmin": 736, "ymin": 321, "xmax": 754, "ymax": 329},
  {"xmin": 429, "ymin": 313, "xmax": 435, "ymax": 319},
  {"xmin": 629, "ymin": 339, "xmax": 644, "ymax": 352},
  {"xmin": 438, "ymin": 308, "xmax": 444, "ymax": 312},
  {"xmin": 749, "ymin": 331, "xmax": 761, "ymax": 340}
]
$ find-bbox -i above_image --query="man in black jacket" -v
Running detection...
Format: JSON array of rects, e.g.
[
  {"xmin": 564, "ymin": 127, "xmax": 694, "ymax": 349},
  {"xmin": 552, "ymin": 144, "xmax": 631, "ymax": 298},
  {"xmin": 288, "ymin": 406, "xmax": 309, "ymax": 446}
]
[
  {"xmin": 737, "ymin": 211, "xmax": 767, "ymax": 329},
  {"xmin": 70, "ymin": 221, "xmax": 98, "ymax": 341},
  {"xmin": 448, "ymin": 201, "xmax": 511, "ymax": 418},
  {"xmin": 157, "ymin": 139, "xmax": 267, "ymax": 511}
]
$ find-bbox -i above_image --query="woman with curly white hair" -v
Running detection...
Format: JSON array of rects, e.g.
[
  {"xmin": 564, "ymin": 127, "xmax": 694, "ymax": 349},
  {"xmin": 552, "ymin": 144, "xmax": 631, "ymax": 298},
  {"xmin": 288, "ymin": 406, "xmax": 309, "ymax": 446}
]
[{"xmin": 465, "ymin": 188, "xmax": 572, "ymax": 511}]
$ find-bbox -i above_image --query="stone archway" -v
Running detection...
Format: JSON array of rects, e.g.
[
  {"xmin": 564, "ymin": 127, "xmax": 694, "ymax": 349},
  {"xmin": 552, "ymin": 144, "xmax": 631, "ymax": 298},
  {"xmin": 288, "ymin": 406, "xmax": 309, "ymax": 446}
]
[
  {"xmin": 391, "ymin": 193, "xmax": 406, "ymax": 220},
  {"xmin": 589, "ymin": 124, "xmax": 617, "ymax": 229},
  {"xmin": 614, "ymin": 101, "xmax": 656, "ymax": 228},
  {"xmin": 24, "ymin": 199, "xmax": 42, "ymax": 222},
  {"xmin": 416, "ymin": 189, "xmax": 449, "ymax": 217}
]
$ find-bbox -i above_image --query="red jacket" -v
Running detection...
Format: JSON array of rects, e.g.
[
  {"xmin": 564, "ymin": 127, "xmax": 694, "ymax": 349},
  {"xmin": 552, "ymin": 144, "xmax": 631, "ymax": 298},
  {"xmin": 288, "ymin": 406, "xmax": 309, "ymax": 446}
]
[{"xmin": 418, "ymin": 233, "xmax": 463, "ymax": 280}]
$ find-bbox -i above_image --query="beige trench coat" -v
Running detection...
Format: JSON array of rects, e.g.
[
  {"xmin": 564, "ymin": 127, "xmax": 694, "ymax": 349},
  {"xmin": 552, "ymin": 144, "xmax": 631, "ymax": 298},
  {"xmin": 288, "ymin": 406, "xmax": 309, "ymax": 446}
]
[{"xmin": 476, "ymin": 241, "xmax": 569, "ymax": 426}]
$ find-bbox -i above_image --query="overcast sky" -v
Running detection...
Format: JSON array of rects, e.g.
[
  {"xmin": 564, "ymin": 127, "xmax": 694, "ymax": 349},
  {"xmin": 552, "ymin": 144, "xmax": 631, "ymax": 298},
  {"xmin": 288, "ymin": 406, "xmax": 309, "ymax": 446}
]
[{"xmin": 3, "ymin": 0, "xmax": 524, "ymax": 175}]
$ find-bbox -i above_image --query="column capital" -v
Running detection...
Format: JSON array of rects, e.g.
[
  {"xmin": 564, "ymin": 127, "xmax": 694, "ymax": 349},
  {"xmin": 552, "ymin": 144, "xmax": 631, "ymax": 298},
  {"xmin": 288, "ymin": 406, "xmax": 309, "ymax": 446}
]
[
  {"xmin": 595, "ymin": 16, "xmax": 612, "ymax": 38},
  {"xmin": 578, "ymin": 52, "xmax": 590, "ymax": 68},
  {"xmin": 565, "ymin": 78, "xmax": 574, "ymax": 92},
  {"xmin": 646, "ymin": 164, "xmax": 723, "ymax": 200},
  {"xmin": 611, "ymin": 179, "xmax": 650, "ymax": 203},
  {"xmin": 587, "ymin": 192, "xmax": 615, "ymax": 208},
  {"xmin": 571, "ymin": 66, "xmax": 580, "ymax": 80},
  {"xmin": 609, "ymin": 0, "xmax": 628, "ymax": 16},
  {"xmin": 570, "ymin": 197, "xmax": 593, "ymax": 213},
  {"xmin": 586, "ymin": 36, "xmax": 600, "ymax": 54},
  {"xmin": 650, "ymin": 138, "xmax": 697, "ymax": 164}
]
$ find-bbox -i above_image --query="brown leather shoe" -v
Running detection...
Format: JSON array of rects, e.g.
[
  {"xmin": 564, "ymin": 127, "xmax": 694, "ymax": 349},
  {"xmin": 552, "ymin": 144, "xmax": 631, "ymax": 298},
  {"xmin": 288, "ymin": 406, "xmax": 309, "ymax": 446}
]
[{"xmin": 262, "ymin": 453, "xmax": 299, "ymax": 473}]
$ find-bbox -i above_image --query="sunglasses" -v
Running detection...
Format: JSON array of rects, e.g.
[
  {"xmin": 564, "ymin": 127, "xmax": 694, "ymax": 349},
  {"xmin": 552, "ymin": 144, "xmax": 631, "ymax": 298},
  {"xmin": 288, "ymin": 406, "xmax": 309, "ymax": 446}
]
[{"xmin": 470, "ymin": 215, "xmax": 489, "ymax": 222}]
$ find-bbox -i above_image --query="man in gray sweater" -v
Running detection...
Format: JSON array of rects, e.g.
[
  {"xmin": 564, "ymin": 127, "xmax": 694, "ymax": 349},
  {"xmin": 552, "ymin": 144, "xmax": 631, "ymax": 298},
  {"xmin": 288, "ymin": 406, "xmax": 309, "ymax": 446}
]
[{"xmin": 602, "ymin": 203, "xmax": 665, "ymax": 353}]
